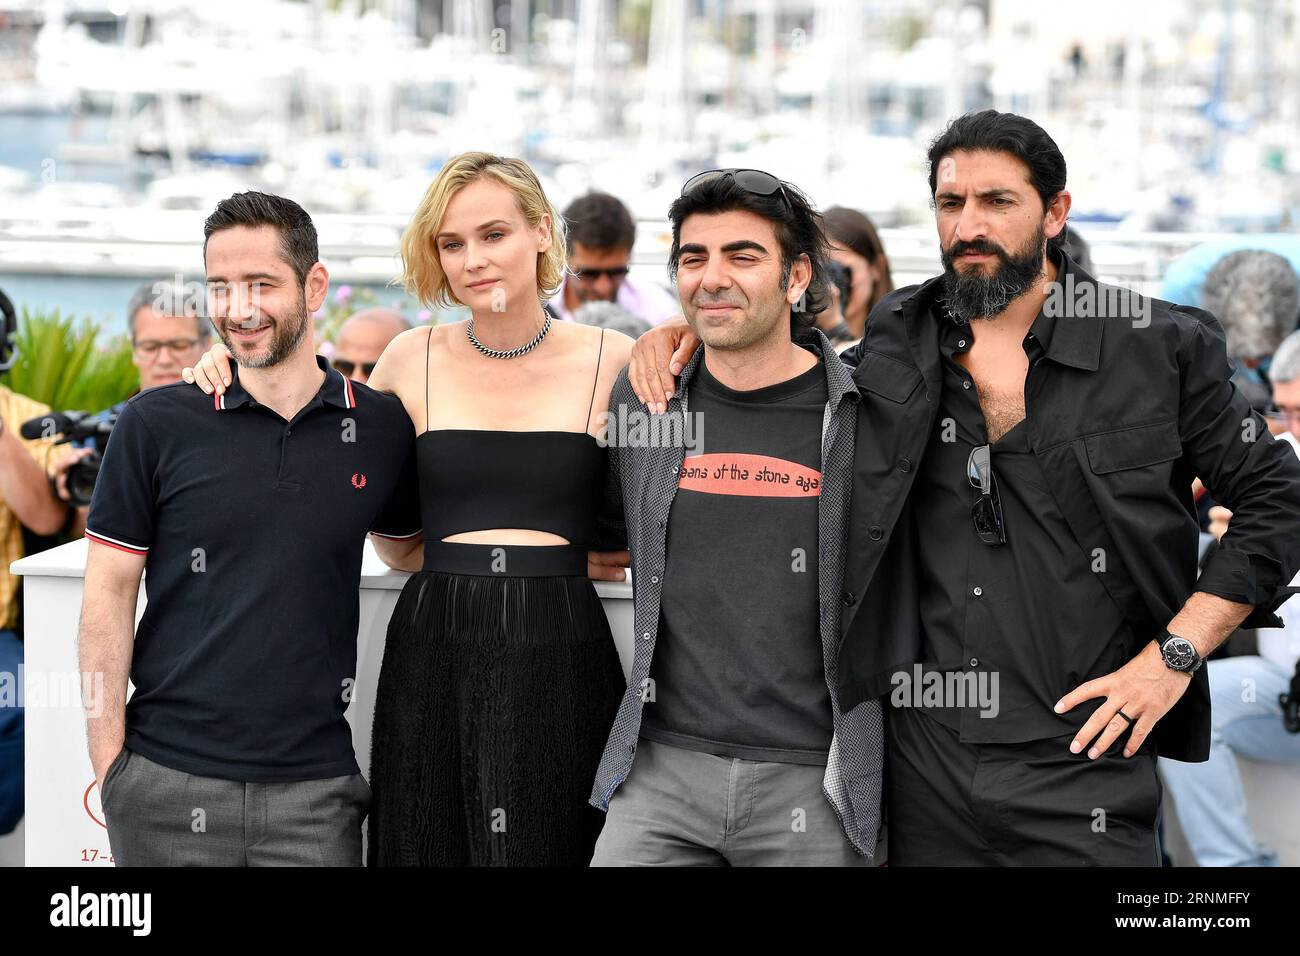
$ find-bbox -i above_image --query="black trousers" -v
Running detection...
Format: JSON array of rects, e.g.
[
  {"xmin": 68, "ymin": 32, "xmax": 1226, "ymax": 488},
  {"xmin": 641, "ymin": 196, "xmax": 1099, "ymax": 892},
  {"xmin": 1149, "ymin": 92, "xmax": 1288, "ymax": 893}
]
[{"xmin": 885, "ymin": 705, "xmax": 1162, "ymax": 866}]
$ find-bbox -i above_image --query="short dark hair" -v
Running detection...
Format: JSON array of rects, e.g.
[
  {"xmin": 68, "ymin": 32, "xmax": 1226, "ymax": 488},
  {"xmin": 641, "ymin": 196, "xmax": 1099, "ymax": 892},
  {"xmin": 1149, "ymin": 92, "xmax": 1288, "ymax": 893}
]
[
  {"xmin": 927, "ymin": 110, "xmax": 1068, "ymax": 255},
  {"xmin": 668, "ymin": 172, "xmax": 830, "ymax": 327},
  {"xmin": 203, "ymin": 191, "xmax": 319, "ymax": 285},
  {"xmin": 563, "ymin": 192, "xmax": 636, "ymax": 252}
]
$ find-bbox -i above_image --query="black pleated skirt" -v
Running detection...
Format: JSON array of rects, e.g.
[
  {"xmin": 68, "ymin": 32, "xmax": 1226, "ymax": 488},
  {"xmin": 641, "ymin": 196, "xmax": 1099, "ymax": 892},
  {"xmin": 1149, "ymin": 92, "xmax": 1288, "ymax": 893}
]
[{"xmin": 366, "ymin": 560, "xmax": 625, "ymax": 867}]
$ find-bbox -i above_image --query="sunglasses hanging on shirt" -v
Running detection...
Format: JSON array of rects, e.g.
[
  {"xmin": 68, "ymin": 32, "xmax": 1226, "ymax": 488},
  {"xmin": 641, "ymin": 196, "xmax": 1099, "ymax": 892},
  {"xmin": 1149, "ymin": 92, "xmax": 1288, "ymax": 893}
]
[{"xmin": 967, "ymin": 443, "xmax": 1007, "ymax": 546}]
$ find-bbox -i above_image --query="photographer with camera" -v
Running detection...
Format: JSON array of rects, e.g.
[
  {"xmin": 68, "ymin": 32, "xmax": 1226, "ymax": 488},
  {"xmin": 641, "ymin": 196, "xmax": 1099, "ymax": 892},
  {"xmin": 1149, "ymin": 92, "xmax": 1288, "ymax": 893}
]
[
  {"xmin": 1159, "ymin": 327, "xmax": 1300, "ymax": 866},
  {"xmin": 0, "ymin": 287, "xmax": 72, "ymax": 836},
  {"xmin": 812, "ymin": 257, "xmax": 858, "ymax": 348},
  {"xmin": 49, "ymin": 279, "xmax": 209, "ymax": 537}
]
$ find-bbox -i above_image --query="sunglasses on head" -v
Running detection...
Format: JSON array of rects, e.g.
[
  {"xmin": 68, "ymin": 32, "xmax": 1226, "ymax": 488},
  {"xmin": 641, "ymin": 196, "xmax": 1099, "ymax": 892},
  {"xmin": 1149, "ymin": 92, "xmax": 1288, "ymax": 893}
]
[
  {"xmin": 332, "ymin": 358, "xmax": 376, "ymax": 378},
  {"xmin": 967, "ymin": 444, "xmax": 1007, "ymax": 547},
  {"xmin": 681, "ymin": 168, "xmax": 792, "ymax": 210}
]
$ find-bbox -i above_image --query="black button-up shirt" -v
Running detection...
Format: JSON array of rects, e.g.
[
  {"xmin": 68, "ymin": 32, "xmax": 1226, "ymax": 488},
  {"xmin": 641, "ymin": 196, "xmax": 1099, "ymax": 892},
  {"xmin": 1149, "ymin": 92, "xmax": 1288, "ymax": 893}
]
[
  {"xmin": 836, "ymin": 251, "xmax": 1300, "ymax": 762},
  {"xmin": 910, "ymin": 305, "xmax": 1135, "ymax": 742}
]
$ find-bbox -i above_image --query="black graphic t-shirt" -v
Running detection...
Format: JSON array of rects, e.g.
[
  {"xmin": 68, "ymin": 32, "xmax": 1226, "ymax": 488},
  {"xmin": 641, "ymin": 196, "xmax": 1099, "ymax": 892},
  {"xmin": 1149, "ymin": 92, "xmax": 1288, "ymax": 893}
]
[{"xmin": 639, "ymin": 353, "xmax": 833, "ymax": 765}]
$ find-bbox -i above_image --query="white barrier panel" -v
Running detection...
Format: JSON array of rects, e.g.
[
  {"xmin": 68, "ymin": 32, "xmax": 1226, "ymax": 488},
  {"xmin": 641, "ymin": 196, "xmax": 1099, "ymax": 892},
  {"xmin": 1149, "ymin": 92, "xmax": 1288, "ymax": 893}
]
[
  {"xmin": 16, "ymin": 539, "xmax": 1299, "ymax": 866},
  {"xmin": 11, "ymin": 538, "xmax": 635, "ymax": 867}
]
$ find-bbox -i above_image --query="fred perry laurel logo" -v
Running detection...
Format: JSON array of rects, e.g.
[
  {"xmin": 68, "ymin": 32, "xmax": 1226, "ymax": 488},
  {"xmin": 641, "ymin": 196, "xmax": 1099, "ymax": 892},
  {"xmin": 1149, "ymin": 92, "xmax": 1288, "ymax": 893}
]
[{"xmin": 351, "ymin": 473, "xmax": 367, "ymax": 489}]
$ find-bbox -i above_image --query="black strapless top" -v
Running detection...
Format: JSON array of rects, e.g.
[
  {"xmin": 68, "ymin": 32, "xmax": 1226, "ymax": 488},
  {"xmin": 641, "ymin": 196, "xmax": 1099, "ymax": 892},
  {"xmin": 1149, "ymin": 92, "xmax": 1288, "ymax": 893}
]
[{"xmin": 418, "ymin": 429, "xmax": 605, "ymax": 550}]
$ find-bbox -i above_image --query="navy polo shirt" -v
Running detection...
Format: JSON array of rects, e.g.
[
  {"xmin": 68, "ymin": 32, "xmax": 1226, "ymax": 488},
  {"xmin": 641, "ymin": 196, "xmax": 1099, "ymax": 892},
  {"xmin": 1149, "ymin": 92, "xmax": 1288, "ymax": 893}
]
[{"xmin": 85, "ymin": 354, "xmax": 421, "ymax": 782}]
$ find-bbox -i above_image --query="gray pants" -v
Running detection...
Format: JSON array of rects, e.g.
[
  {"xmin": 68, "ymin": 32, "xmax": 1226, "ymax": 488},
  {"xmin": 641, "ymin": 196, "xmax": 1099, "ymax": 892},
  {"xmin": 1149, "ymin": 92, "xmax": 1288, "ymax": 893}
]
[
  {"xmin": 591, "ymin": 738, "xmax": 868, "ymax": 866},
  {"xmin": 102, "ymin": 747, "xmax": 370, "ymax": 867}
]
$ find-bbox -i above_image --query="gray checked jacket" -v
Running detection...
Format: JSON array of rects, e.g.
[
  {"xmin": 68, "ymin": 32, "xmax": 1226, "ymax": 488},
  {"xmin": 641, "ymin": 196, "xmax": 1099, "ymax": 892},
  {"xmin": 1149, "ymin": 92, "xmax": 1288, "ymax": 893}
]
[{"xmin": 589, "ymin": 327, "xmax": 885, "ymax": 859}]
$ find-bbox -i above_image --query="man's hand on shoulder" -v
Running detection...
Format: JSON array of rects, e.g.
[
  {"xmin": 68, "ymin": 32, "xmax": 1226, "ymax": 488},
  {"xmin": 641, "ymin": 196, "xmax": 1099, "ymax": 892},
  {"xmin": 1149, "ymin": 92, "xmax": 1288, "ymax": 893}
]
[{"xmin": 629, "ymin": 316, "xmax": 699, "ymax": 414}]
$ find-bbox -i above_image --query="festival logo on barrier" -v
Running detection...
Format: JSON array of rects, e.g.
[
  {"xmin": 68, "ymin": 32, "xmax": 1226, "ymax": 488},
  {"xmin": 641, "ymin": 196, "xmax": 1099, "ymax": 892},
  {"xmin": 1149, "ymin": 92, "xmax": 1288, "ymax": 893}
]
[
  {"xmin": 83, "ymin": 779, "xmax": 106, "ymax": 829},
  {"xmin": 79, "ymin": 779, "xmax": 115, "ymax": 864}
]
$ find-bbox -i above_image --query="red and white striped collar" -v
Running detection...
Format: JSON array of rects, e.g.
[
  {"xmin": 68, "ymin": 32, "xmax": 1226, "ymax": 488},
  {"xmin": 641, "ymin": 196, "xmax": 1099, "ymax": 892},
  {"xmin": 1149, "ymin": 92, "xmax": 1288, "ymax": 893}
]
[
  {"xmin": 214, "ymin": 354, "xmax": 356, "ymax": 411},
  {"xmin": 326, "ymin": 360, "xmax": 357, "ymax": 409}
]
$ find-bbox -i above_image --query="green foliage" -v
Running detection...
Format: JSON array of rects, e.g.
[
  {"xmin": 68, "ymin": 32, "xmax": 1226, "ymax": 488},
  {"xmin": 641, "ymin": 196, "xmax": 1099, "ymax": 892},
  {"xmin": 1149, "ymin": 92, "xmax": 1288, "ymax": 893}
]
[{"xmin": 0, "ymin": 307, "xmax": 139, "ymax": 412}]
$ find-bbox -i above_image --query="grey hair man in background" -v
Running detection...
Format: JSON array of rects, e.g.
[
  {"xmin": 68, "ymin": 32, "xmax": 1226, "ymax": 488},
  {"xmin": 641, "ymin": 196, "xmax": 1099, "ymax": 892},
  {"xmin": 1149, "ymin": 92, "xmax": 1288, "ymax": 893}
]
[
  {"xmin": 124, "ymin": 278, "xmax": 213, "ymax": 391},
  {"xmin": 1201, "ymin": 250, "xmax": 1300, "ymax": 411},
  {"xmin": 52, "ymin": 278, "xmax": 211, "ymax": 535}
]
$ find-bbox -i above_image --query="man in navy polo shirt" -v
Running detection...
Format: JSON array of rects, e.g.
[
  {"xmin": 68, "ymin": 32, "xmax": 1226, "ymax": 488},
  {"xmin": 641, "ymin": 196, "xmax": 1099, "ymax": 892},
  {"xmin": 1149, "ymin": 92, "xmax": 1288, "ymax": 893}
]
[{"xmin": 79, "ymin": 192, "xmax": 422, "ymax": 866}]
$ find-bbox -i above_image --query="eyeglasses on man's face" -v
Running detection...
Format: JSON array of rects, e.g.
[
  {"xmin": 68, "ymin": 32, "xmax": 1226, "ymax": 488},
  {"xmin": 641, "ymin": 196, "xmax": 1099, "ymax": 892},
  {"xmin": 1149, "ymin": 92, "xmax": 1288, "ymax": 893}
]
[
  {"xmin": 570, "ymin": 266, "xmax": 630, "ymax": 282},
  {"xmin": 133, "ymin": 338, "xmax": 202, "ymax": 359},
  {"xmin": 1266, "ymin": 405, "xmax": 1300, "ymax": 426},
  {"xmin": 332, "ymin": 358, "xmax": 376, "ymax": 379}
]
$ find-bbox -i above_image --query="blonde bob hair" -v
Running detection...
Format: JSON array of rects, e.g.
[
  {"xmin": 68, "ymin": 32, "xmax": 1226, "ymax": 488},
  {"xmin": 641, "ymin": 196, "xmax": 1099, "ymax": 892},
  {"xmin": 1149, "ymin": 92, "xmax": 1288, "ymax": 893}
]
[{"xmin": 400, "ymin": 151, "xmax": 567, "ymax": 309}]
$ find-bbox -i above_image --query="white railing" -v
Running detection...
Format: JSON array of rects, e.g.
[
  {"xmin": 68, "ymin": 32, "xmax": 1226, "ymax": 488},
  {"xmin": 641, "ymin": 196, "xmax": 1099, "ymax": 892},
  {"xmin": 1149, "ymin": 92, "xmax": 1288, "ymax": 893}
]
[{"xmin": 0, "ymin": 204, "xmax": 1282, "ymax": 290}]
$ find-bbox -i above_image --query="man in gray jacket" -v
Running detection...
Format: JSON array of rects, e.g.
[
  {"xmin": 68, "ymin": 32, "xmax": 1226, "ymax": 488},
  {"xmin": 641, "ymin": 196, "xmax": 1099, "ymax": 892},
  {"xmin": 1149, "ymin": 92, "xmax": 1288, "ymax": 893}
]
[{"xmin": 589, "ymin": 169, "xmax": 881, "ymax": 865}]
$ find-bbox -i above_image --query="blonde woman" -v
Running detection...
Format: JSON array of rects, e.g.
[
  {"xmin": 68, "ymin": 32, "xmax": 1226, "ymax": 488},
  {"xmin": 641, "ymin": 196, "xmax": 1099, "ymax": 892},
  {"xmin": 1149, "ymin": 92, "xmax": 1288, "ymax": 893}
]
[{"xmin": 184, "ymin": 153, "xmax": 634, "ymax": 866}]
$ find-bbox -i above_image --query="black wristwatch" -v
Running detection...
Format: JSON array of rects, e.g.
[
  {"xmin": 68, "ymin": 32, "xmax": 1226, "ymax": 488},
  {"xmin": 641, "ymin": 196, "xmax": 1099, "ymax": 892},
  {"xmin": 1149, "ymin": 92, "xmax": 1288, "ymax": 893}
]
[{"xmin": 1154, "ymin": 631, "xmax": 1204, "ymax": 675}]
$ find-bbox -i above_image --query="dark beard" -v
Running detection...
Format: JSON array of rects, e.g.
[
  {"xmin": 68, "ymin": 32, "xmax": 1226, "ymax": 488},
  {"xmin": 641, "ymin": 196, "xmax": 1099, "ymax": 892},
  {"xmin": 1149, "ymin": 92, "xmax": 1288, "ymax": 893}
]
[
  {"xmin": 940, "ymin": 227, "xmax": 1045, "ymax": 322},
  {"xmin": 218, "ymin": 293, "xmax": 310, "ymax": 369}
]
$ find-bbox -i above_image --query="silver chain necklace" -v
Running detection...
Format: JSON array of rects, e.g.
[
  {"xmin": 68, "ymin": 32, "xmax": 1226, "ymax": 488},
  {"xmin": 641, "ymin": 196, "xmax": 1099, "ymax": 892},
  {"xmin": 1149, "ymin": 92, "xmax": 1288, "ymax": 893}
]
[{"xmin": 466, "ymin": 311, "xmax": 552, "ymax": 360}]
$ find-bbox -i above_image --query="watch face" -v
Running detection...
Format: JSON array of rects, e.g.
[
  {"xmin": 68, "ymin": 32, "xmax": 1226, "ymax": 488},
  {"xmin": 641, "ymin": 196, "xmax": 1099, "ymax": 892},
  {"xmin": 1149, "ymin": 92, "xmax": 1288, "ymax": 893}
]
[{"xmin": 1163, "ymin": 636, "xmax": 1198, "ymax": 671}]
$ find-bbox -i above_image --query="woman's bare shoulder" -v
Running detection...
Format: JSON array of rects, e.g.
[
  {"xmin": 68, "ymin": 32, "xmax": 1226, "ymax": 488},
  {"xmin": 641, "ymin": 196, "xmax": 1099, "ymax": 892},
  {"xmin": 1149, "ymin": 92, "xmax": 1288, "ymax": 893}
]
[
  {"xmin": 369, "ymin": 324, "xmax": 449, "ymax": 395},
  {"xmin": 600, "ymin": 327, "xmax": 636, "ymax": 369},
  {"xmin": 392, "ymin": 322, "xmax": 470, "ymax": 364},
  {"xmin": 371, "ymin": 324, "xmax": 422, "ymax": 361},
  {"xmin": 392, "ymin": 322, "xmax": 460, "ymax": 351},
  {"xmin": 557, "ymin": 320, "xmax": 634, "ymax": 358},
  {"xmin": 593, "ymin": 328, "xmax": 635, "ymax": 406}
]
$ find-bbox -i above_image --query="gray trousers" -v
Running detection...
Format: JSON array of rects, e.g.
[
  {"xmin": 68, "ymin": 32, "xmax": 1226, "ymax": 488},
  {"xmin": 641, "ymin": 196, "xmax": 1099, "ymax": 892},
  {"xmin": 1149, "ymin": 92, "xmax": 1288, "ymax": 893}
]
[
  {"xmin": 591, "ymin": 738, "xmax": 869, "ymax": 866},
  {"xmin": 102, "ymin": 747, "xmax": 370, "ymax": 867}
]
